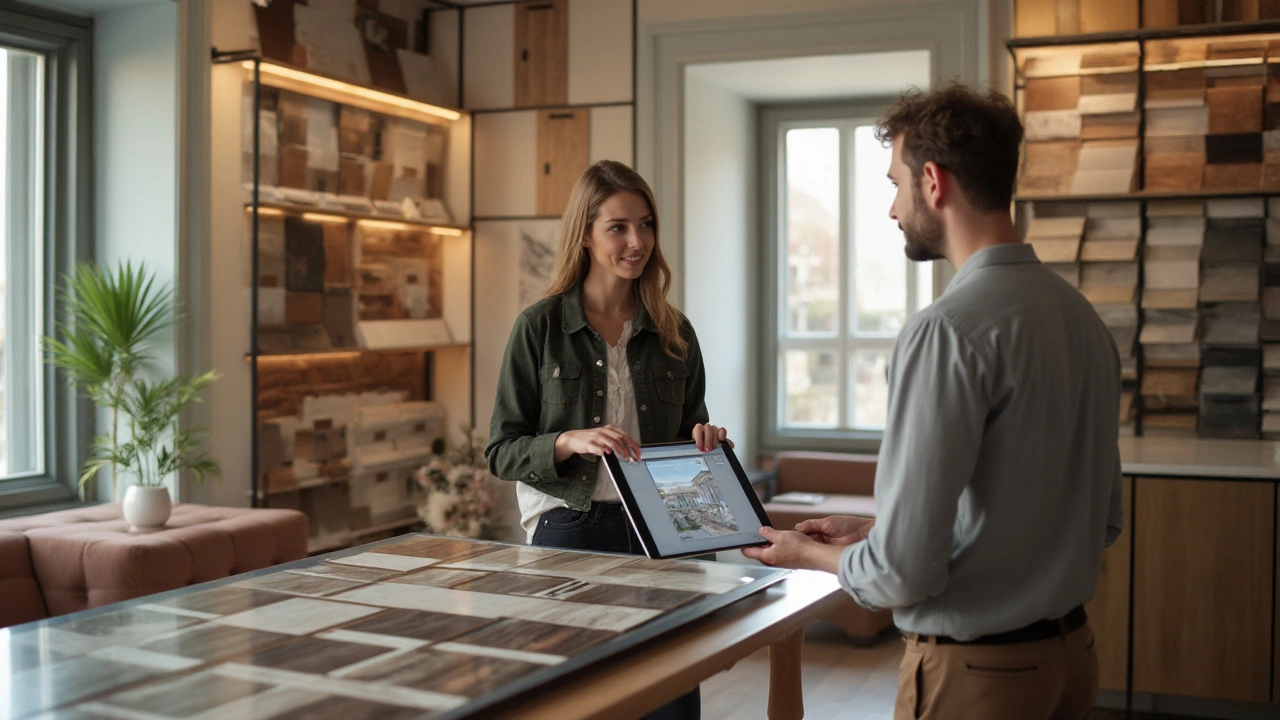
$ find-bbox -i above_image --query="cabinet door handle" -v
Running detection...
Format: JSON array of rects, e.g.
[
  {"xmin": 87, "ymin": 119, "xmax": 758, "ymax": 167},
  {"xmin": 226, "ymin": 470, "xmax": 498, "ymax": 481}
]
[
  {"xmin": 522, "ymin": 49, "xmax": 529, "ymax": 62},
  {"xmin": 544, "ymin": 162, "xmax": 551, "ymax": 175},
  {"xmin": 548, "ymin": 112, "xmax": 575, "ymax": 120},
  {"xmin": 527, "ymin": 3, "xmax": 554, "ymax": 10}
]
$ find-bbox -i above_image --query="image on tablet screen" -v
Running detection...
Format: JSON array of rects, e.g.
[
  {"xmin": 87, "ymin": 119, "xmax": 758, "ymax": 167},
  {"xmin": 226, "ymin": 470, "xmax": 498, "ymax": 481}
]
[{"xmin": 649, "ymin": 456, "xmax": 742, "ymax": 540}]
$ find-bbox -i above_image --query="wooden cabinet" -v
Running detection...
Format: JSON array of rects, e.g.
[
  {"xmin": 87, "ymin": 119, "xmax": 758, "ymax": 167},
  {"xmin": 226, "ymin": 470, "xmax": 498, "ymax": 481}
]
[
  {"xmin": 1133, "ymin": 478, "xmax": 1274, "ymax": 702},
  {"xmin": 536, "ymin": 109, "xmax": 590, "ymax": 216},
  {"xmin": 515, "ymin": 0, "xmax": 568, "ymax": 107},
  {"xmin": 1087, "ymin": 476, "xmax": 1131, "ymax": 691}
]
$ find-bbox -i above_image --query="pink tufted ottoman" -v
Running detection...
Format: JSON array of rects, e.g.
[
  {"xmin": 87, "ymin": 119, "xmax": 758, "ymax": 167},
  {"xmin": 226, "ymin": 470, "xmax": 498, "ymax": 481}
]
[{"xmin": 0, "ymin": 503, "xmax": 307, "ymax": 624}]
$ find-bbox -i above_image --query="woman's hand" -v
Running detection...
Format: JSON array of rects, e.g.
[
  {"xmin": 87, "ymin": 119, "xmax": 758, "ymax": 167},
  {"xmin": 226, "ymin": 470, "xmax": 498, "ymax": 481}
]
[
  {"xmin": 692, "ymin": 423, "xmax": 734, "ymax": 452},
  {"xmin": 554, "ymin": 425, "xmax": 642, "ymax": 463}
]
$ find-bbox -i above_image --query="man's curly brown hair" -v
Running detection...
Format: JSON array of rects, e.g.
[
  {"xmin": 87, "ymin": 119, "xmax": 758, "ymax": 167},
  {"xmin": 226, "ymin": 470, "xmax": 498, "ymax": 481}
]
[{"xmin": 875, "ymin": 82, "xmax": 1023, "ymax": 212}]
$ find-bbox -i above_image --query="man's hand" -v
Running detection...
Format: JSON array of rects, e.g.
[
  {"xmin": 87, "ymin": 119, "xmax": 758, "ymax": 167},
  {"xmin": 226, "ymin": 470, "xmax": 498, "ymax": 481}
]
[
  {"xmin": 794, "ymin": 515, "xmax": 875, "ymax": 546},
  {"xmin": 742, "ymin": 526, "xmax": 843, "ymax": 574}
]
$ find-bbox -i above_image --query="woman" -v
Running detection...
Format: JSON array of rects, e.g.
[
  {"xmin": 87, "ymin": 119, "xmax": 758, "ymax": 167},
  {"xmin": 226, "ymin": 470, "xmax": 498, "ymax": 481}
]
[{"xmin": 485, "ymin": 160, "xmax": 727, "ymax": 719}]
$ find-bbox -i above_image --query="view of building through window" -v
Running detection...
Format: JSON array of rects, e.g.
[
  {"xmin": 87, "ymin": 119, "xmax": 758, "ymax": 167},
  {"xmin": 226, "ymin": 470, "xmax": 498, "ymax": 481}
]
[{"xmin": 780, "ymin": 121, "xmax": 932, "ymax": 432}]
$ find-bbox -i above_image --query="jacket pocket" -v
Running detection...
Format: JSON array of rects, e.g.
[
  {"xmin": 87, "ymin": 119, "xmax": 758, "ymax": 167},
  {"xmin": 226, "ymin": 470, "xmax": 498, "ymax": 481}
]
[
  {"xmin": 653, "ymin": 364, "xmax": 689, "ymax": 405},
  {"xmin": 541, "ymin": 362, "xmax": 582, "ymax": 405}
]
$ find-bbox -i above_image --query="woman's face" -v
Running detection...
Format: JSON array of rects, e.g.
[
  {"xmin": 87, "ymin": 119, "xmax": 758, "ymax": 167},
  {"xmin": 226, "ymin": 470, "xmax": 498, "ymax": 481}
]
[{"xmin": 584, "ymin": 191, "xmax": 655, "ymax": 283}]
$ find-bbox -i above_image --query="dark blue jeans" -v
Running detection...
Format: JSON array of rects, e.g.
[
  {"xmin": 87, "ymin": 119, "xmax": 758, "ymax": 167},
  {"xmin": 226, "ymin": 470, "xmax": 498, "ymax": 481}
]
[{"xmin": 533, "ymin": 503, "xmax": 701, "ymax": 720}]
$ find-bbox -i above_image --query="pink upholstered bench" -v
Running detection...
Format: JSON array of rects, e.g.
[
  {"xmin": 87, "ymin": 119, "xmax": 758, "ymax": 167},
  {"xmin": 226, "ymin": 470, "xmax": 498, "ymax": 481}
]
[{"xmin": 0, "ymin": 503, "xmax": 307, "ymax": 628}]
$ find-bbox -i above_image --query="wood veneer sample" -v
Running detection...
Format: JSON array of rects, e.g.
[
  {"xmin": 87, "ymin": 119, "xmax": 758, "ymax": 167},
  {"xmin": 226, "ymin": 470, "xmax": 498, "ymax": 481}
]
[
  {"xmin": 1201, "ymin": 365, "xmax": 1259, "ymax": 396},
  {"xmin": 1142, "ymin": 0, "xmax": 1179, "ymax": 26},
  {"xmin": 536, "ymin": 109, "xmax": 590, "ymax": 216},
  {"xmin": 1206, "ymin": 133, "xmax": 1264, "ymax": 164},
  {"xmin": 1203, "ymin": 218, "xmax": 1264, "ymax": 262},
  {"xmin": 1025, "ymin": 76, "xmax": 1081, "ymax": 112},
  {"xmin": 1026, "ymin": 216, "xmax": 1087, "ymax": 239},
  {"xmin": 1028, "ymin": 238, "xmax": 1082, "ymax": 263},
  {"xmin": 1082, "ymin": 112, "xmax": 1141, "ymax": 139},
  {"xmin": 1140, "ymin": 412, "xmax": 1198, "ymax": 431},
  {"xmin": 1082, "ymin": 72, "xmax": 1139, "ymax": 96},
  {"xmin": 1080, "ymin": 0, "xmax": 1138, "ymax": 32},
  {"xmin": 1015, "ymin": 0, "xmax": 1058, "ymax": 36},
  {"xmin": 514, "ymin": 0, "xmax": 568, "ymax": 107},
  {"xmin": 1146, "ymin": 68, "xmax": 1207, "ymax": 104},
  {"xmin": 1047, "ymin": 262, "xmax": 1081, "ymax": 286},
  {"xmin": 1056, "ymin": 0, "xmax": 1081, "ymax": 33},
  {"xmin": 1146, "ymin": 107, "xmax": 1209, "ymax": 137},
  {"xmin": 1208, "ymin": 86, "xmax": 1264, "ymax": 134},
  {"xmin": 1025, "ymin": 110, "xmax": 1083, "ymax": 141},
  {"xmin": 285, "ymin": 292, "xmax": 323, "ymax": 325},
  {"xmin": 1144, "ymin": 343, "xmax": 1202, "ymax": 366},
  {"xmin": 1222, "ymin": 0, "xmax": 1263, "ymax": 20},
  {"xmin": 1144, "ymin": 152, "xmax": 1205, "ymax": 191},
  {"xmin": 1204, "ymin": 162, "xmax": 1263, "ymax": 189},
  {"xmin": 1142, "ymin": 368, "xmax": 1199, "ymax": 397},
  {"xmin": 1201, "ymin": 264, "xmax": 1262, "ymax": 302},
  {"xmin": 1024, "ymin": 76, "xmax": 1075, "ymax": 111},
  {"xmin": 285, "ymin": 217, "xmax": 325, "ymax": 293},
  {"xmin": 1263, "ymin": 286, "xmax": 1280, "ymax": 319},
  {"xmin": 1145, "ymin": 135, "xmax": 1206, "ymax": 155},
  {"xmin": 278, "ymin": 145, "xmax": 309, "ymax": 189},
  {"xmin": 1143, "ymin": 288, "xmax": 1201, "ymax": 309},
  {"xmin": 322, "ymin": 223, "xmax": 350, "ymax": 287},
  {"xmin": 338, "ymin": 158, "xmax": 366, "ymax": 197},
  {"xmin": 1202, "ymin": 302, "xmax": 1261, "ymax": 345},
  {"xmin": 1081, "ymin": 238, "xmax": 1140, "ymax": 261},
  {"xmin": 1140, "ymin": 323, "xmax": 1198, "ymax": 344}
]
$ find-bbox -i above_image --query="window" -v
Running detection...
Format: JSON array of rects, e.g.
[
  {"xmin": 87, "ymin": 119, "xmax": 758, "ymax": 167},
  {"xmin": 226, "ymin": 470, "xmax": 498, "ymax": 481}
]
[
  {"xmin": 762, "ymin": 103, "xmax": 934, "ymax": 450},
  {"xmin": 0, "ymin": 5, "xmax": 90, "ymax": 512}
]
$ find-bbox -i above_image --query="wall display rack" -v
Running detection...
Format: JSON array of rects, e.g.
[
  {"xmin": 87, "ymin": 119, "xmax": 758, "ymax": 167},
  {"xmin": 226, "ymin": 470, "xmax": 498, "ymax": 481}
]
[
  {"xmin": 214, "ymin": 0, "xmax": 473, "ymax": 554},
  {"xmin": 1010, "ymin": 12, "xmax": 1280, "ymax": 443}
]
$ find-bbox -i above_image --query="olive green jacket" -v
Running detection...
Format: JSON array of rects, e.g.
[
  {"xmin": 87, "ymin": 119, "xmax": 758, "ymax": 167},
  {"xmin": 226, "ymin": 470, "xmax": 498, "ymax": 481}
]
[{"xmin": 484, "ymin": 286, "xmax": 710, "ymax": 511}]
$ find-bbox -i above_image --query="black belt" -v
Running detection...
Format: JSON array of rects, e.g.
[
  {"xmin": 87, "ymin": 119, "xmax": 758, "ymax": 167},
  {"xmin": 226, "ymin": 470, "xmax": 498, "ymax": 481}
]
[{"xmin": 923, "ymin": 605, "xmax": 1087, "ymax": 646}]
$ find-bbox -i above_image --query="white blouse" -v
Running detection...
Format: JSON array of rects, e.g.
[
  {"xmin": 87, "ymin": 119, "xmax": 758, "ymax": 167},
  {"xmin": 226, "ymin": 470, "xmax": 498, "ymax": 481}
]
[{"xmin": 517, "ymin": 319, "xmax": 641, "ymax": 541}]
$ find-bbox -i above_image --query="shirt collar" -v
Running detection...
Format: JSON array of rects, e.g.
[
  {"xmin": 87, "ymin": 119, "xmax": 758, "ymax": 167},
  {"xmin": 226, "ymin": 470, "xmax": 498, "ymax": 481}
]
[
  {"xmin": 945, "ymin": 243, "xmax": 1039, "ymax": 293},
  {"xmin": 561, "ymin": 284, "xmax": 658, "ymax": 334}
]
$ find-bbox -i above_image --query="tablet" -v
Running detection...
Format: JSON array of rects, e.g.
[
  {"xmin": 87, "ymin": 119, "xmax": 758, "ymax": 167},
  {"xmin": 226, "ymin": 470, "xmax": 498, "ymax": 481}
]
[{"xmin": 602, "ymin": 441, "xmax": 773, "ymax": 559}]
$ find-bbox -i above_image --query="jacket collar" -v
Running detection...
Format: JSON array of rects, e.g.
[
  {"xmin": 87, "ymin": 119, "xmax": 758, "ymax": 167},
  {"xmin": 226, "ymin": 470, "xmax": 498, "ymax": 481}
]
[
  {"xmin": 561, "ymin": 283, "xmax": 658, "ymax": 334},
  {"xmin": 945, "ymin": 242, "xmax": 1039, "ymax": 293}
]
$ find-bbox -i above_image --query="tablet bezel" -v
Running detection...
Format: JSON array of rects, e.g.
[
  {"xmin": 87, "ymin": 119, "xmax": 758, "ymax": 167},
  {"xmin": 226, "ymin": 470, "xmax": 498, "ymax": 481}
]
[{"xmin": 602, "ymin": 441, "xmax": 774, "ymax": 560}]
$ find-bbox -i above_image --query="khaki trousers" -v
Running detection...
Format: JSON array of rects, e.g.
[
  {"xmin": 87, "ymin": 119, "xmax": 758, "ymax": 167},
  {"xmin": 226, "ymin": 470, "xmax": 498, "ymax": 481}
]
[{"xmin": 894, "ymin": 623, "xmax": 1098, "ymax": 720}]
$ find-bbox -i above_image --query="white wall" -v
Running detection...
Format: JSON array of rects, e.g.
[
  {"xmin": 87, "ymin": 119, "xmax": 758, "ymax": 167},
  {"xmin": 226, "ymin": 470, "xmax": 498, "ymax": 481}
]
[
  {"xmin": 92, "ymin": 1, "xmax": 180, "ymax": 499},
  {"xmin": 682, "ymin": 71, "xmax": 755, "ymax": 464}
]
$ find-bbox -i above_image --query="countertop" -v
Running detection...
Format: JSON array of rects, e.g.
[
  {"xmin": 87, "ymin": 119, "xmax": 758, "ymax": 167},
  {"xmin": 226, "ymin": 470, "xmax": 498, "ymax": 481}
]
[{"xmin": 1120, "ymin": 436, "xmax": 1280, "ymax": 480}]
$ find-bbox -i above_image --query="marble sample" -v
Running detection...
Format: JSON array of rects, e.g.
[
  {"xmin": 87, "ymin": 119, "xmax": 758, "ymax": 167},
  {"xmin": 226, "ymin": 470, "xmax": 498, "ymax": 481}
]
[{"xmin": 214, "ymin": 598, "xmax": 383, "ymax": 636}]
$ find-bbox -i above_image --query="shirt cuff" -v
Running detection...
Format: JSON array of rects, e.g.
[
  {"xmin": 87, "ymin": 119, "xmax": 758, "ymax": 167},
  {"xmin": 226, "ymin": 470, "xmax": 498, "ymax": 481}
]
[
  {"xmin": 836, "ymin": 542, "xmax": 885, "ymax": 612},
  {"xmin": 529, "ymin": 432, "xmax": 562, "ymax": 483}
]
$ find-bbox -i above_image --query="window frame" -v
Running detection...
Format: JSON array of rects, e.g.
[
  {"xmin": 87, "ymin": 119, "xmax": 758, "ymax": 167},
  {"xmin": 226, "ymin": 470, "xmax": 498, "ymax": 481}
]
[
  {"xmin": 758, "ymin": 99, "xmax": 936, "ymax": 455},
  {"xmin": 0, "ymin": 3, "xmax": 92, "ymax": 515}
]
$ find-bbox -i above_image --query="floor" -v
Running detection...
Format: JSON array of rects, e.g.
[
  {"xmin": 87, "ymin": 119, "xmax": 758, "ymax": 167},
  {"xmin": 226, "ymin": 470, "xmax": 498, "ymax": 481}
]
[
  {"xmin": 701, "ymin": 624, "xmax": 1189, "ymax": 720},
  {"xmin": 702, "ymin": 621, "xmax": 903, "ymax": 720}
]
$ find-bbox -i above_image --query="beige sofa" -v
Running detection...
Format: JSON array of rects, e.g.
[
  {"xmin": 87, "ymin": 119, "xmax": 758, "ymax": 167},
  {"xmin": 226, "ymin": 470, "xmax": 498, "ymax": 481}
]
[{"xmin": 0, "ymin": 502, "xmax": 307, "ymax": 628}]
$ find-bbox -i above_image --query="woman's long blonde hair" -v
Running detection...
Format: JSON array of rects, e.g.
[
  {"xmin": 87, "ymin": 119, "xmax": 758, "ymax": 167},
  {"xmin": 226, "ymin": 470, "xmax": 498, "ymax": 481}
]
[{"xmin": 543, "ymin": 160, "xmax": 688, "ymax": 360}]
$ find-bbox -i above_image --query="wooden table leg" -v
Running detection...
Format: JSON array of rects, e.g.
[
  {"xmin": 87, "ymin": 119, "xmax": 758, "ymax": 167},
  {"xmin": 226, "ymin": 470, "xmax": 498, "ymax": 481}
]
[{"xmin": 767, "ymin": 628, "xmax": 805, "ymax": 720}]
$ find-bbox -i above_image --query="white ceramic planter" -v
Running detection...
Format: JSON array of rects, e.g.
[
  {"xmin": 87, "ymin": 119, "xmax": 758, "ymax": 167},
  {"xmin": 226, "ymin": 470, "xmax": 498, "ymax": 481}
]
[{"xmin": 122, "ymin": 485, "xmax": 172, "ymax": 531}]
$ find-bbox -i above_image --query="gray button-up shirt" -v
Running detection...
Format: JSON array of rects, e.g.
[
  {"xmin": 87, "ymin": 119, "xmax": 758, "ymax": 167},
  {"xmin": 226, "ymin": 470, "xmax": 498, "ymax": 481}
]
[{"xmin": 838, "ymin": 243, "xmax": 1123, "ymax": 640}]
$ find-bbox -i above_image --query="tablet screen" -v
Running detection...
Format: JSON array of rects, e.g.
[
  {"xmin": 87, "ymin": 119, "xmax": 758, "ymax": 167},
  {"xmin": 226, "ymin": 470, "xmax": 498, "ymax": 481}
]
[{"xmin": 604, "ymin": 442, "xmax": 771, "ymax": 559}]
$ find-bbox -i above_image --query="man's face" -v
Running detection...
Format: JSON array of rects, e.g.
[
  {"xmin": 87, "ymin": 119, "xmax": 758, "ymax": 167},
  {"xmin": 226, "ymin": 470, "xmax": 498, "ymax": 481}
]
[{"xmin": 887, "ymin": 140, "xmax": 945, "ymax": 262}]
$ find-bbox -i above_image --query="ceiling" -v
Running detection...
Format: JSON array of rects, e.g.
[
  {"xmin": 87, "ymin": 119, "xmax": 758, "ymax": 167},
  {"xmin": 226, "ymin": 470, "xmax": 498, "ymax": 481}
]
[{"xmin": 686, "ymin": 50, "xmax": 932, "ymax": 103}]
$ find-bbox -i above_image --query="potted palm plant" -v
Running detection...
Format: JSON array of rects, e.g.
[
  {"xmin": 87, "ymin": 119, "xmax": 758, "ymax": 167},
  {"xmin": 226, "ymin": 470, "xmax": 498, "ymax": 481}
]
[{"xmin": 44, "ymin": 262, "xmax": 220, "ymax": 530}]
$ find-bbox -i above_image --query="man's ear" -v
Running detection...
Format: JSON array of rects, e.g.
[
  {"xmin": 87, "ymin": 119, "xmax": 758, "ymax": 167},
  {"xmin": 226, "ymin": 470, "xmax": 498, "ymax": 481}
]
[{"xmin": 920, "ymin": 161, "xmax": 945, "ymax": 210}]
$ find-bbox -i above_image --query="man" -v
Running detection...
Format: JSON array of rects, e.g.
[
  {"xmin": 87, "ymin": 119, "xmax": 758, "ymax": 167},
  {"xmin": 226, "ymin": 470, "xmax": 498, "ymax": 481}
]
[{"xmin": 743, "ymin": 82, "xmax": 1123, "ymax": 720}]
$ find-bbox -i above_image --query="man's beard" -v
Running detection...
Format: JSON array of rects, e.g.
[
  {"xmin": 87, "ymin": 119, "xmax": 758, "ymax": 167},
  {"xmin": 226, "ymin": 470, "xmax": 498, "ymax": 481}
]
[{"xmin": 901, "ymin": 184, "xmax": 945, "ymax": 262}]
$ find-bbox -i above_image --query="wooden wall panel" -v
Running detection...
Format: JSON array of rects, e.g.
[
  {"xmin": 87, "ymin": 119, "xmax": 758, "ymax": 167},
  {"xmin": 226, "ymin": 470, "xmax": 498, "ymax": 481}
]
[
  {"xmin": 1087, "ymin": 476, "xmax": 1132, "ymax": 691},
  {"xmin": 1016, "ymin": 0, "xmax": 1059, "ymax": 36},
  {"xmin": 515, "ymin": 0, "xmax": 568, "ymax": 107},
  {"xmin": 1080, "ymin": 0, "xmax": 1139, "ymax": 32},
  {"xmin": 536, "ymin": 109, "xmax": 590, "ymax": 216},
  {"xmin": 1133, "ymin": 478, "xmax": 1274, "ymax": 702},
  {"xmin": 1056, "ymin": 0, "xmax": 1082, "ymax": 34}
]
